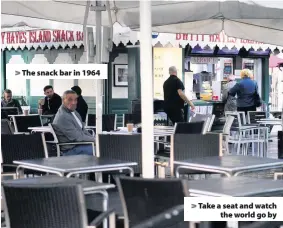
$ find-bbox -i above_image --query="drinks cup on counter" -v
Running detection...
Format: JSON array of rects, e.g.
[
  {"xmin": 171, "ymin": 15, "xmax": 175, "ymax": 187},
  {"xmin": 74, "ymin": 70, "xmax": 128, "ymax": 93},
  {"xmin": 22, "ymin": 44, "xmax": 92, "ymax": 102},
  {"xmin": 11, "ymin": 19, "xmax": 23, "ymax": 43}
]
[
  {"xmin": 23, "ymin": 109, "xmax": 29, "ymax": 116},
  {"xmin": 127, "ymin": 123, "xmax": 134, "ymax": 133}
]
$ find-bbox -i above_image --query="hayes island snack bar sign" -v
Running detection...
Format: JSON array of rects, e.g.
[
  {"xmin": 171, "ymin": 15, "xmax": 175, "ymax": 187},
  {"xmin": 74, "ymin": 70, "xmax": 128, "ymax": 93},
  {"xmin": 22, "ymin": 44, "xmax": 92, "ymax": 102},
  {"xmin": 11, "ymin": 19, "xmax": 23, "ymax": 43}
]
[{"xmin": 1, "ymin": 30, "xmax": 84, "ymax": 45}]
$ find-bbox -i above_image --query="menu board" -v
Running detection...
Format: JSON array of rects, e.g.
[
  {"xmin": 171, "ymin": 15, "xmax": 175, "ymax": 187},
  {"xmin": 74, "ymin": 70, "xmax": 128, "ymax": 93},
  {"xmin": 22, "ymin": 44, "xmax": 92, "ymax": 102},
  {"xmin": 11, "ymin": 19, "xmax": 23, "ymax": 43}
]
[{"xmin": 153, "ymin": 48, "xmax": 183, "ymax": 99}]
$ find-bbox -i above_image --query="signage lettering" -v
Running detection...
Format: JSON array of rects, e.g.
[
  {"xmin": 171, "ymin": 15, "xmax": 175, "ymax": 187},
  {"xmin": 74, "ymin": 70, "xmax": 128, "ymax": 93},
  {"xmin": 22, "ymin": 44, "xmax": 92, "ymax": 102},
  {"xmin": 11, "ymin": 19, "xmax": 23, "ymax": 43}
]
[
  {"xmin": 190, "ymin": 57, "xmax": 218, "ymax": 64},
  {"xmin": 176, "ymin": 32, "xmax": 263, "ymax": 44},
  {"xmin": 1, "ymin": 30, "xmax": 84, "ymax": 45}
]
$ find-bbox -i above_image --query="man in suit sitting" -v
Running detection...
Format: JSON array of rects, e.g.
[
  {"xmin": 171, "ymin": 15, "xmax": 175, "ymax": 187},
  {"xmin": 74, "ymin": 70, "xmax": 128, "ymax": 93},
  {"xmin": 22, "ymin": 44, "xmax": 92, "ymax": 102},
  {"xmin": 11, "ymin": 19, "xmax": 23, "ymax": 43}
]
[{"xmin": 52, "ymin": 90, "xmax": 95, "ymax": 156}]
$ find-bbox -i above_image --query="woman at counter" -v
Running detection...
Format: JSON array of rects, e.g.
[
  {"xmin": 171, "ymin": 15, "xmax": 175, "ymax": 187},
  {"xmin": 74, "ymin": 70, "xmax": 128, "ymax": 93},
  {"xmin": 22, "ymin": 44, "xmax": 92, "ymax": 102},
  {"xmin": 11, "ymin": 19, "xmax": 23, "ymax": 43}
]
[
  {"xmin": 222, "ymin": 75, "xmax": 237, "ymax": 112},
  {"xmin": 229, "ymin": 69, "xmax": 260, "ymax": 114}
]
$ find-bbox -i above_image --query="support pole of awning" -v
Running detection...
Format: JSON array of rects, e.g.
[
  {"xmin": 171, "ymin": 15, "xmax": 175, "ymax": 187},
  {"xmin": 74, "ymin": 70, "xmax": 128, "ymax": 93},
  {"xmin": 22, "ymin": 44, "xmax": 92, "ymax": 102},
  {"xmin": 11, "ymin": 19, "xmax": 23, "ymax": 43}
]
[
  {"xmin": 83, "ymin": 1, "xmax": 91, "ymax": 52},
  {"xmin": 94, "ymin": 1, "xmax": 105, "ymax": 158},
  {"xmin": 140, "ymin": 0, "xmax": 154, "ymax": 178}
]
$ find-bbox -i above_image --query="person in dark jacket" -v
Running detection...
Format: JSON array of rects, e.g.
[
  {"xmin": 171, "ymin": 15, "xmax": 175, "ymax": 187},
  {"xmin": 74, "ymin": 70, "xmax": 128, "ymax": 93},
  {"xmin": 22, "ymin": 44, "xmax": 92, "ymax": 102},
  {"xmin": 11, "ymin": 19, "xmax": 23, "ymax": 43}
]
[
  {"xmin": 1, "ymin": 89, "xmax": 23, "ymax": 113},
  {"xmin": 38, "ymin": 85, "xmax": 62, "ymax": 115},
  {"xmin": 71, "ymin": 85, "xmax": 88, "ymax": 123},
  {"xmin": 229, "ymin": 69, "xmax": 259, "ymax": 114},
  {"xmin": 163, "ymin": 66, "xmax": 195, "ymax": 124}
]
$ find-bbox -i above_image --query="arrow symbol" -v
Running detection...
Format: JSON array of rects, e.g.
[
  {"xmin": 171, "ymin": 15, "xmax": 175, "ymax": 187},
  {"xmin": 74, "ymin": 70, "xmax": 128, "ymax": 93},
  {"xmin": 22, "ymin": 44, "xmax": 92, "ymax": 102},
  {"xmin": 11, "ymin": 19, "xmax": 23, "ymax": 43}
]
[
  {"xmin": 15, "ymin": 71, "xmax": 20, "ymax": 75},
  {"xmin": 191, "ymin": 204, "xmax": 196, "ymax": 209}
]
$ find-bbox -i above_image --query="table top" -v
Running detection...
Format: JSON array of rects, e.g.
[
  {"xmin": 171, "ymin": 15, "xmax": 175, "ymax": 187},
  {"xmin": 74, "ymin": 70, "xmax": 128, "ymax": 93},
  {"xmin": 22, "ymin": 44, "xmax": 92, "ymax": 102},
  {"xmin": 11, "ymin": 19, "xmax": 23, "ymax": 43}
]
[
  {"xmin": 8, "ymin": 114, "xmax": 54, "ymax": 117},
  {"xmin": 188, "ymin": 177, "xmax": 283, "ymax": 197},
  {"xmin": 174, "ymin": 155, "xmax": 283, "ymax": 173},
  {"xmin": 28, "ymin": 126, "xmax": 51, "ymax": 130},
  {"xmin": 14, "ymin": 155, "xmax": 138, "ymax": 173},
  {"xmin": 257, "ymin": 120, "xmax": 282, "ymax": 125},
  {"xmin": 104, "ymin": 128, "xmax": 173, "ymax": 137},
  {"xmin": 8, "ymin": 114, "xmax": 38, "ymax": 117},
  {"xmin": 28, "ymin": 126, "xmax": 52, "ymax": 133},
  {"xmin": 259, "ymin": 118, "xmax": 281, "ymax": 121},
  {"xmin": 2, "ymin": 176, "xmax": 115, "ymax": 193}
]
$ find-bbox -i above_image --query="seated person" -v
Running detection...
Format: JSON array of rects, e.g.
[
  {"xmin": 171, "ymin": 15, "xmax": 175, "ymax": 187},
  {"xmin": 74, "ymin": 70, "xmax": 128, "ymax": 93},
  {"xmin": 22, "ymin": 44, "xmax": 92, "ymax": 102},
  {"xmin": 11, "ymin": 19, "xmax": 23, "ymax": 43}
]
[
  {"xmin": 71, "ymin": 85, "xmax": 88, "ymax": 123},
  {"xmin": 38, "ymin": 85, "xmax": 62, "ymax": 115},
  {"xmin": 1, "ymin": 89, "xmax": 23, "ymax": 114},
  {"xmin": 52, "ymin": 90, "xmax": 95, "ymax": 156}
]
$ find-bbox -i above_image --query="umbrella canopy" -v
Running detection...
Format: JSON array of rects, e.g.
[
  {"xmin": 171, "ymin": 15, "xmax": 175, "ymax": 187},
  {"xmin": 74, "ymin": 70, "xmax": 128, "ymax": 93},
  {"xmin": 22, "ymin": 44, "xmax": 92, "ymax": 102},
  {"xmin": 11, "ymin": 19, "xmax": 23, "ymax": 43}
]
[{"xmin": 2, "ymin": 0, "xmax": 283, "ymax": 46}]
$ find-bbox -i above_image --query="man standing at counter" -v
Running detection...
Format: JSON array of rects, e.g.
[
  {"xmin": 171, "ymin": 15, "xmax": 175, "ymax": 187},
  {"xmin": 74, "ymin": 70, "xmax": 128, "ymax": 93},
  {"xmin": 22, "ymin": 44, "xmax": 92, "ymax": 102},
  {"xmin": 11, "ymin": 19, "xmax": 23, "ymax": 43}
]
[{"xmin": 163, "ymin": 66, "xmax": 195, "ymax": 124}]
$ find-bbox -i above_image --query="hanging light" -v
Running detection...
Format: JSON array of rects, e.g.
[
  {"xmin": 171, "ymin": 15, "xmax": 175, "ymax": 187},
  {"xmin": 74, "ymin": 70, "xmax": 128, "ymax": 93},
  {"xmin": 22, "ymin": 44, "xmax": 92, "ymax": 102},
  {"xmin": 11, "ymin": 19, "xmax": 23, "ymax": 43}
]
[{"xmin": 274, "ymin": 47, "xmax": 280, "ymax": 55}]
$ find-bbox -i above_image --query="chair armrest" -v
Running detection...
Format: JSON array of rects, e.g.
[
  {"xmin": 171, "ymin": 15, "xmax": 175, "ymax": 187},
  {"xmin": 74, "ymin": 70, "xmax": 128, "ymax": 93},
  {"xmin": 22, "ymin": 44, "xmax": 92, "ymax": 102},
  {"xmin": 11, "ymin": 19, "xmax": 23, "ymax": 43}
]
[
  {"xmin": 87, "ymin": 129, "xmax": 95, "ymax": 136},
  {"xmin": 154, "ymin": 140, "xmax": 170, "ymax": 145},
  {"xmin": 85, "ymin": 126, "xmax": 96, "ymax": 129},
  {"xmin": 1, "ymin": 173, "xmax": 16, "ymax": 179},
  {"xmin": 2, "ymin": 164, "xmax": 17, "ymax": 169},
  {"xmin": 57, "ymin": 142, "xmax": 95, "ymax": 146},
  {"xmin": 89, "ymin": 208, "xmax": 115, "ymax": 227},
  {"xmin": 132, "ymin": 205, "xmax": 184, "ymax": 228}
]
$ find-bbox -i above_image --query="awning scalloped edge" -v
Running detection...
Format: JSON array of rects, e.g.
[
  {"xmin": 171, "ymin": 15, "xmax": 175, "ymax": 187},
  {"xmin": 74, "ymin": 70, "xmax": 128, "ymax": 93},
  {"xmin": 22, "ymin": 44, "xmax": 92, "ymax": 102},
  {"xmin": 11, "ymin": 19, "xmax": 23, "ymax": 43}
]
[{"xmin": 1, "ymin": 40, "xmax": 282, "ymax": 54}]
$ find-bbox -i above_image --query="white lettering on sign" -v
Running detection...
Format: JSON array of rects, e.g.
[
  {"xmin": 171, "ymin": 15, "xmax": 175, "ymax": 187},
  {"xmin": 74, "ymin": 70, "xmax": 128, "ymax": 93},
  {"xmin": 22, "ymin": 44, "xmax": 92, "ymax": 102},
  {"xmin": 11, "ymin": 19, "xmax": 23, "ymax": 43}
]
[
  {"xmin": 190, "ymin": 57, "xmax": 218, "ymax": 64},
  {"xmin": 176, "ymin": 31, "xmax": 264, "ymax": 45}
]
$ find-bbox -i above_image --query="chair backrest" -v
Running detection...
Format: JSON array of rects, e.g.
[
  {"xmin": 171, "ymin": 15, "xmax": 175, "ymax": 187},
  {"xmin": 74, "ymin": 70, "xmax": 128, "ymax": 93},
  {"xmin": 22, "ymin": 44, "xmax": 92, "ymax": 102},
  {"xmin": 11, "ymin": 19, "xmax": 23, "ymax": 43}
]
[
  {"xmin": 87, "ymin": 114, "xmax": 117, "ymax": 131},
  {"xmin": 1, "ymin": 133, "xmax": 48, "ymax": 165},
  {"xmin": 1, "ymin": 107, "xmax": 19, "ymax": 119},
  {"xmin": 170, "ymin": 133, "xmax": 222, "ymax": 175},
  {"xmin": 171, "ymin": 133, "xmax": 222, "ymax": 162},
  {"xmin": 99, "ymin": 134, "xmax": 142, "ymax": 174},
  {"xmin": 116, "ymin": 177, "xmax": 188, "ymax": 228},
  {"xmin": 47, "ymin": 124, "xmax": 59, "ymax": 143},
  {"xmin": 190, "ymin": 113, "xmax": 212, "ymax": 123},
  {"xmin": 207, "ymin": 114, "xmax": 216, "ymax": 132},
  {"xmin": 12, "ymin": 115, "xmax": 42, "ymax": 133},
  {"xmin": 212, "ymin": 102, "xmax": 225, "ymax": 118},
  {"xmin": 223, "ymin": 116, "xmax": 235, "ymax": 135},
  {"xmin": 1, "ymin": 119, "xmax": 13, "ymax": 134},
  {"xmin": 190, "ymin": 114, "xmax": 214, "ymax": 133},
  {"xmin": 247, "ymin": 111, "xmax": 267, "ymax": 124},
  {"xmin": 174, "ymin": 121, "xmax": 205, "ymax": 134},
  {"xmin": 2, "ymin": 181, "xmax": 88, "ymax": 228},
  {"xmin": 225, "ymin": 111, "xmax": 246, "ymax": 128},
  {"xmin": 123, "ymin": 113, "xmax": 141, "ymax": 127}
]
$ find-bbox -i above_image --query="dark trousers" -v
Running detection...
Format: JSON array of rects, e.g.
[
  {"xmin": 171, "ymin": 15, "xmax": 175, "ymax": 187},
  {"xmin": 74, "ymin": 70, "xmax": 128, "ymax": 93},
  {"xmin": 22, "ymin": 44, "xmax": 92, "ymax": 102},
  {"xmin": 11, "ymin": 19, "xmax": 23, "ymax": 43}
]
[
  {"xmin": 165, "ymin": 107, "xmax": 185, "ymax": 125},
  {"xmin": 237, "ymin": 106, "xmax": 256, "ymax": 115}
]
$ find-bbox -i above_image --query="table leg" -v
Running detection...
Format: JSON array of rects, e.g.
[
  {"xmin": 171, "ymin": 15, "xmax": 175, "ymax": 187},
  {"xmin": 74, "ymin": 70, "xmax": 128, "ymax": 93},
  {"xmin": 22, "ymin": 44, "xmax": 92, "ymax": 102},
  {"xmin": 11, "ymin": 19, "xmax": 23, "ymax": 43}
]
[
  {"xmin": 66, "ymin": 167, "xmax": 135, "ymax": 178},
  {"xmin": 16, "ymin": 165, "xmax": 64, "ymax": 178},
  {"xmin": 95, "ymin": 172, "xmax": 103, "ymax": 183},
  {"xmin": 109, "ymin": 212, "xmax": 116, "ymax": 228},
  {"xmin": 175, "ymin": 166, "xmax": 231, "ymax": 178},
  {"xmin": 87, "ymin": 190, "xmax": 109, "ymax": 228}
]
